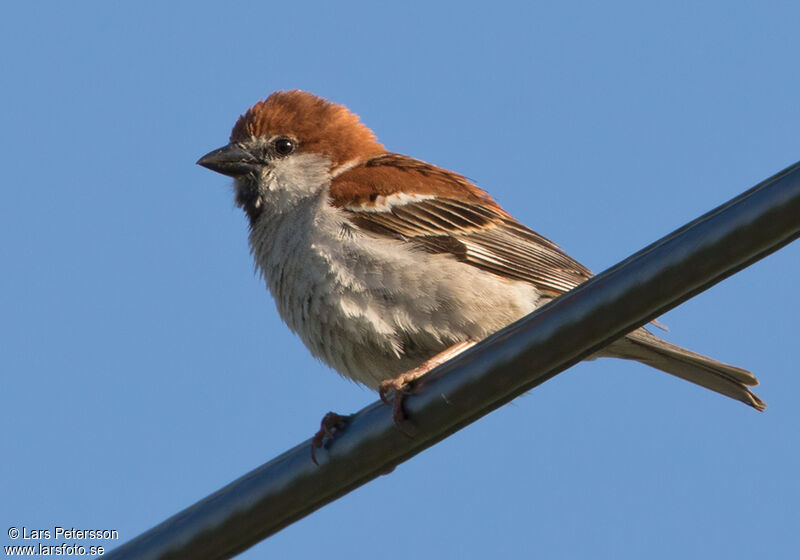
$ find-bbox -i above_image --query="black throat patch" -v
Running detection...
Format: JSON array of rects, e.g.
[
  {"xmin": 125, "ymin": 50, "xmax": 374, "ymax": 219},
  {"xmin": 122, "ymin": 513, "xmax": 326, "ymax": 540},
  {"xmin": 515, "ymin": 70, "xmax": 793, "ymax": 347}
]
[{"xmin": 234, "ymin": 180, "xmax": 263, "ymax": 227}]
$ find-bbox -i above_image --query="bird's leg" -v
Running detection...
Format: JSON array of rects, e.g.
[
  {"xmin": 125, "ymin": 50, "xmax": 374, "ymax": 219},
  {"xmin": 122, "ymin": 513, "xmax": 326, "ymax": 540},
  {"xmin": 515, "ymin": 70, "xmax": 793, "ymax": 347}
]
[
  {"xmin": 379, "ymin": 341, "xmax": 477, "ymax": 424},
  {"xmin": 311, "ymin": 411, "xmax": 353, "ymax": 465}
]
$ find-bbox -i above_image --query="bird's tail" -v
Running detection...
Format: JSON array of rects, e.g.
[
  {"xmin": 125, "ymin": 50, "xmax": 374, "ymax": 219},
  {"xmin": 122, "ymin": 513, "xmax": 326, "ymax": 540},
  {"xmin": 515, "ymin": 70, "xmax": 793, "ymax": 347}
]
[{"xmin": 604, "ymin": 328, "xmax": 765, "ymax": 411}]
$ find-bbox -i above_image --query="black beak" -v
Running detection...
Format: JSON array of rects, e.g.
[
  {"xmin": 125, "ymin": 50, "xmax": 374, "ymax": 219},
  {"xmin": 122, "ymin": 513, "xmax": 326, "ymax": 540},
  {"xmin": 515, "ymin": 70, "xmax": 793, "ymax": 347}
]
[{"xmin": 197, "ymin": 144, "xmax": 260, "ymax": 178}]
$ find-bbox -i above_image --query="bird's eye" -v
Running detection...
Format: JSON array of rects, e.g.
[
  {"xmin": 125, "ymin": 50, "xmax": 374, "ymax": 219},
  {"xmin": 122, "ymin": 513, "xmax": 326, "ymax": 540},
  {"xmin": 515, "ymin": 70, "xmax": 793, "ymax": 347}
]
[{"xmin": 273, "ymin": 137, "xmax": 296, "ymax": 156}]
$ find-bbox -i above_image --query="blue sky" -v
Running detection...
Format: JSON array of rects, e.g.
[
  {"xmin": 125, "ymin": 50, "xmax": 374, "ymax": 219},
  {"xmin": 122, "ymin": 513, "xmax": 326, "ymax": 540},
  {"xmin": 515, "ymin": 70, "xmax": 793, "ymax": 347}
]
[{"xmin": 2, "ymin": 1, "xmax": 798, "ymax": 558}]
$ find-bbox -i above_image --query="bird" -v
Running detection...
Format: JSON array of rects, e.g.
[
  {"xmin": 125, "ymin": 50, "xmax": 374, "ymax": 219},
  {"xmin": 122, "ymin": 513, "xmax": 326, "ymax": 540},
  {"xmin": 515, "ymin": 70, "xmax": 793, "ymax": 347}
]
[{"xmin": 197, "ymin": 90, "xmax": 765, "ymax": 431}]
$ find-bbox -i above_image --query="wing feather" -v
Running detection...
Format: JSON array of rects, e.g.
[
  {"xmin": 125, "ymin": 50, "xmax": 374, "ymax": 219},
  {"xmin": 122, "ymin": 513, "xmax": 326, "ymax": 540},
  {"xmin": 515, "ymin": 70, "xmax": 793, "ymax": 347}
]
[{"xmin": 331, "ymin": 154, "xmax": 592, "ymax": 296}]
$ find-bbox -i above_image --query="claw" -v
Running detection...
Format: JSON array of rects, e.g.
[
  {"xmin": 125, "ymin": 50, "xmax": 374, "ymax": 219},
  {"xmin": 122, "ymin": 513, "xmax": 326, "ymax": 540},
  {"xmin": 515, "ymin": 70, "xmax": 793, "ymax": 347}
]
[
  {"xmin": 377, "ymin": 341, "xmax": 478, "ymax": 431},
  {"xmin": 379, "ymin": 374, "xmax": 419, "ymax": 424},
  {"xmin": 311, "ymin": 411, "xmax": 351, "ymax": 465}
]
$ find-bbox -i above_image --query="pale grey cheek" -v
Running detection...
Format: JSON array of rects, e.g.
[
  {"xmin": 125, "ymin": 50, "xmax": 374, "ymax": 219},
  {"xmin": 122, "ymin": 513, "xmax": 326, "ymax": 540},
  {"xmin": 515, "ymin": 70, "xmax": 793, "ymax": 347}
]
[{"xmin": 271, "ymin": 155, "xmax": 332, "ymax": 195}]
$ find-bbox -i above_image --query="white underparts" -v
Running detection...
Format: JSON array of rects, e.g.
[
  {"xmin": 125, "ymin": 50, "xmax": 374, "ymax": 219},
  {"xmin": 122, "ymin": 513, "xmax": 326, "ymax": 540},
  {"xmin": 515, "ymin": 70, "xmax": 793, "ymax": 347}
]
[{"xmin": 246, "ymin": 160, "xmax": 542, "ymax": 388}]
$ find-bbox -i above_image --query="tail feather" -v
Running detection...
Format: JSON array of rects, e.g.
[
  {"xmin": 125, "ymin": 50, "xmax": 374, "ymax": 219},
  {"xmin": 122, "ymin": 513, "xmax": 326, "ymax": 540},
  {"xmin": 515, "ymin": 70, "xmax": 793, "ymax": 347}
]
[{"xmin": 604, "ymin": 328, "xmax": 765, "ymax": 411}]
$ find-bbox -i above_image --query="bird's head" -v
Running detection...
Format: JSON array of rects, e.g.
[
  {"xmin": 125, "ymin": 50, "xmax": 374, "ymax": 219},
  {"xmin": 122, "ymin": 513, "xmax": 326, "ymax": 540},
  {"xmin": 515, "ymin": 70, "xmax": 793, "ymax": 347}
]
[{"xmin": 197, "ymin": 90, "xmax": 385, "ymax": 221}]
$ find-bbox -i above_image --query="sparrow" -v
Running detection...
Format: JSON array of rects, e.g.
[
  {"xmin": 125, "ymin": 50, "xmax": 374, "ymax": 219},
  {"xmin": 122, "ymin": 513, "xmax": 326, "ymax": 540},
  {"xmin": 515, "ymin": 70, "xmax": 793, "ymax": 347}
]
[{"xmin": 197, "ymin": 90, "xmax": 765, "ymax": 427}]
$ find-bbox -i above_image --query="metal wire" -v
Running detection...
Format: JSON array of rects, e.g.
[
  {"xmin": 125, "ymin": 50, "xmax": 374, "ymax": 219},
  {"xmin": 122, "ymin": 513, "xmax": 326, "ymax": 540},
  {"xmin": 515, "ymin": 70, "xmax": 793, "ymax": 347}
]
[{"xmin": 104, "ymin": 160, "xmax": 800, "ymax": 560}]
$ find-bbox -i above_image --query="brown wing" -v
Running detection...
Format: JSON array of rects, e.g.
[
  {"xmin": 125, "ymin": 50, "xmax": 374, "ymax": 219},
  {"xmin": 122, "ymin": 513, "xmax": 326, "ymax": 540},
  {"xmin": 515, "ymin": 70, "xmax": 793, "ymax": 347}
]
[{"xmin": 331, "ymin": 154, "xmax": 592, "ymax": 297}]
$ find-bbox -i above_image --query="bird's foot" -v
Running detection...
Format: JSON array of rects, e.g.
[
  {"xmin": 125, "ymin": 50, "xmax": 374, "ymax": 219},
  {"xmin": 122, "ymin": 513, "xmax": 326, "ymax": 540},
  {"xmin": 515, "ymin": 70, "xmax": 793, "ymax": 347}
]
[
  {"xmin": 379, "ymin": 370, "xmax": 425, "ymax": 425},
  {"xmin": 310, "ymin": 411, "xmax": 352, "ymax": 465},
  {"xmin": 379, "ymin": 341, "xmax": 478, "ymax": 427}
]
